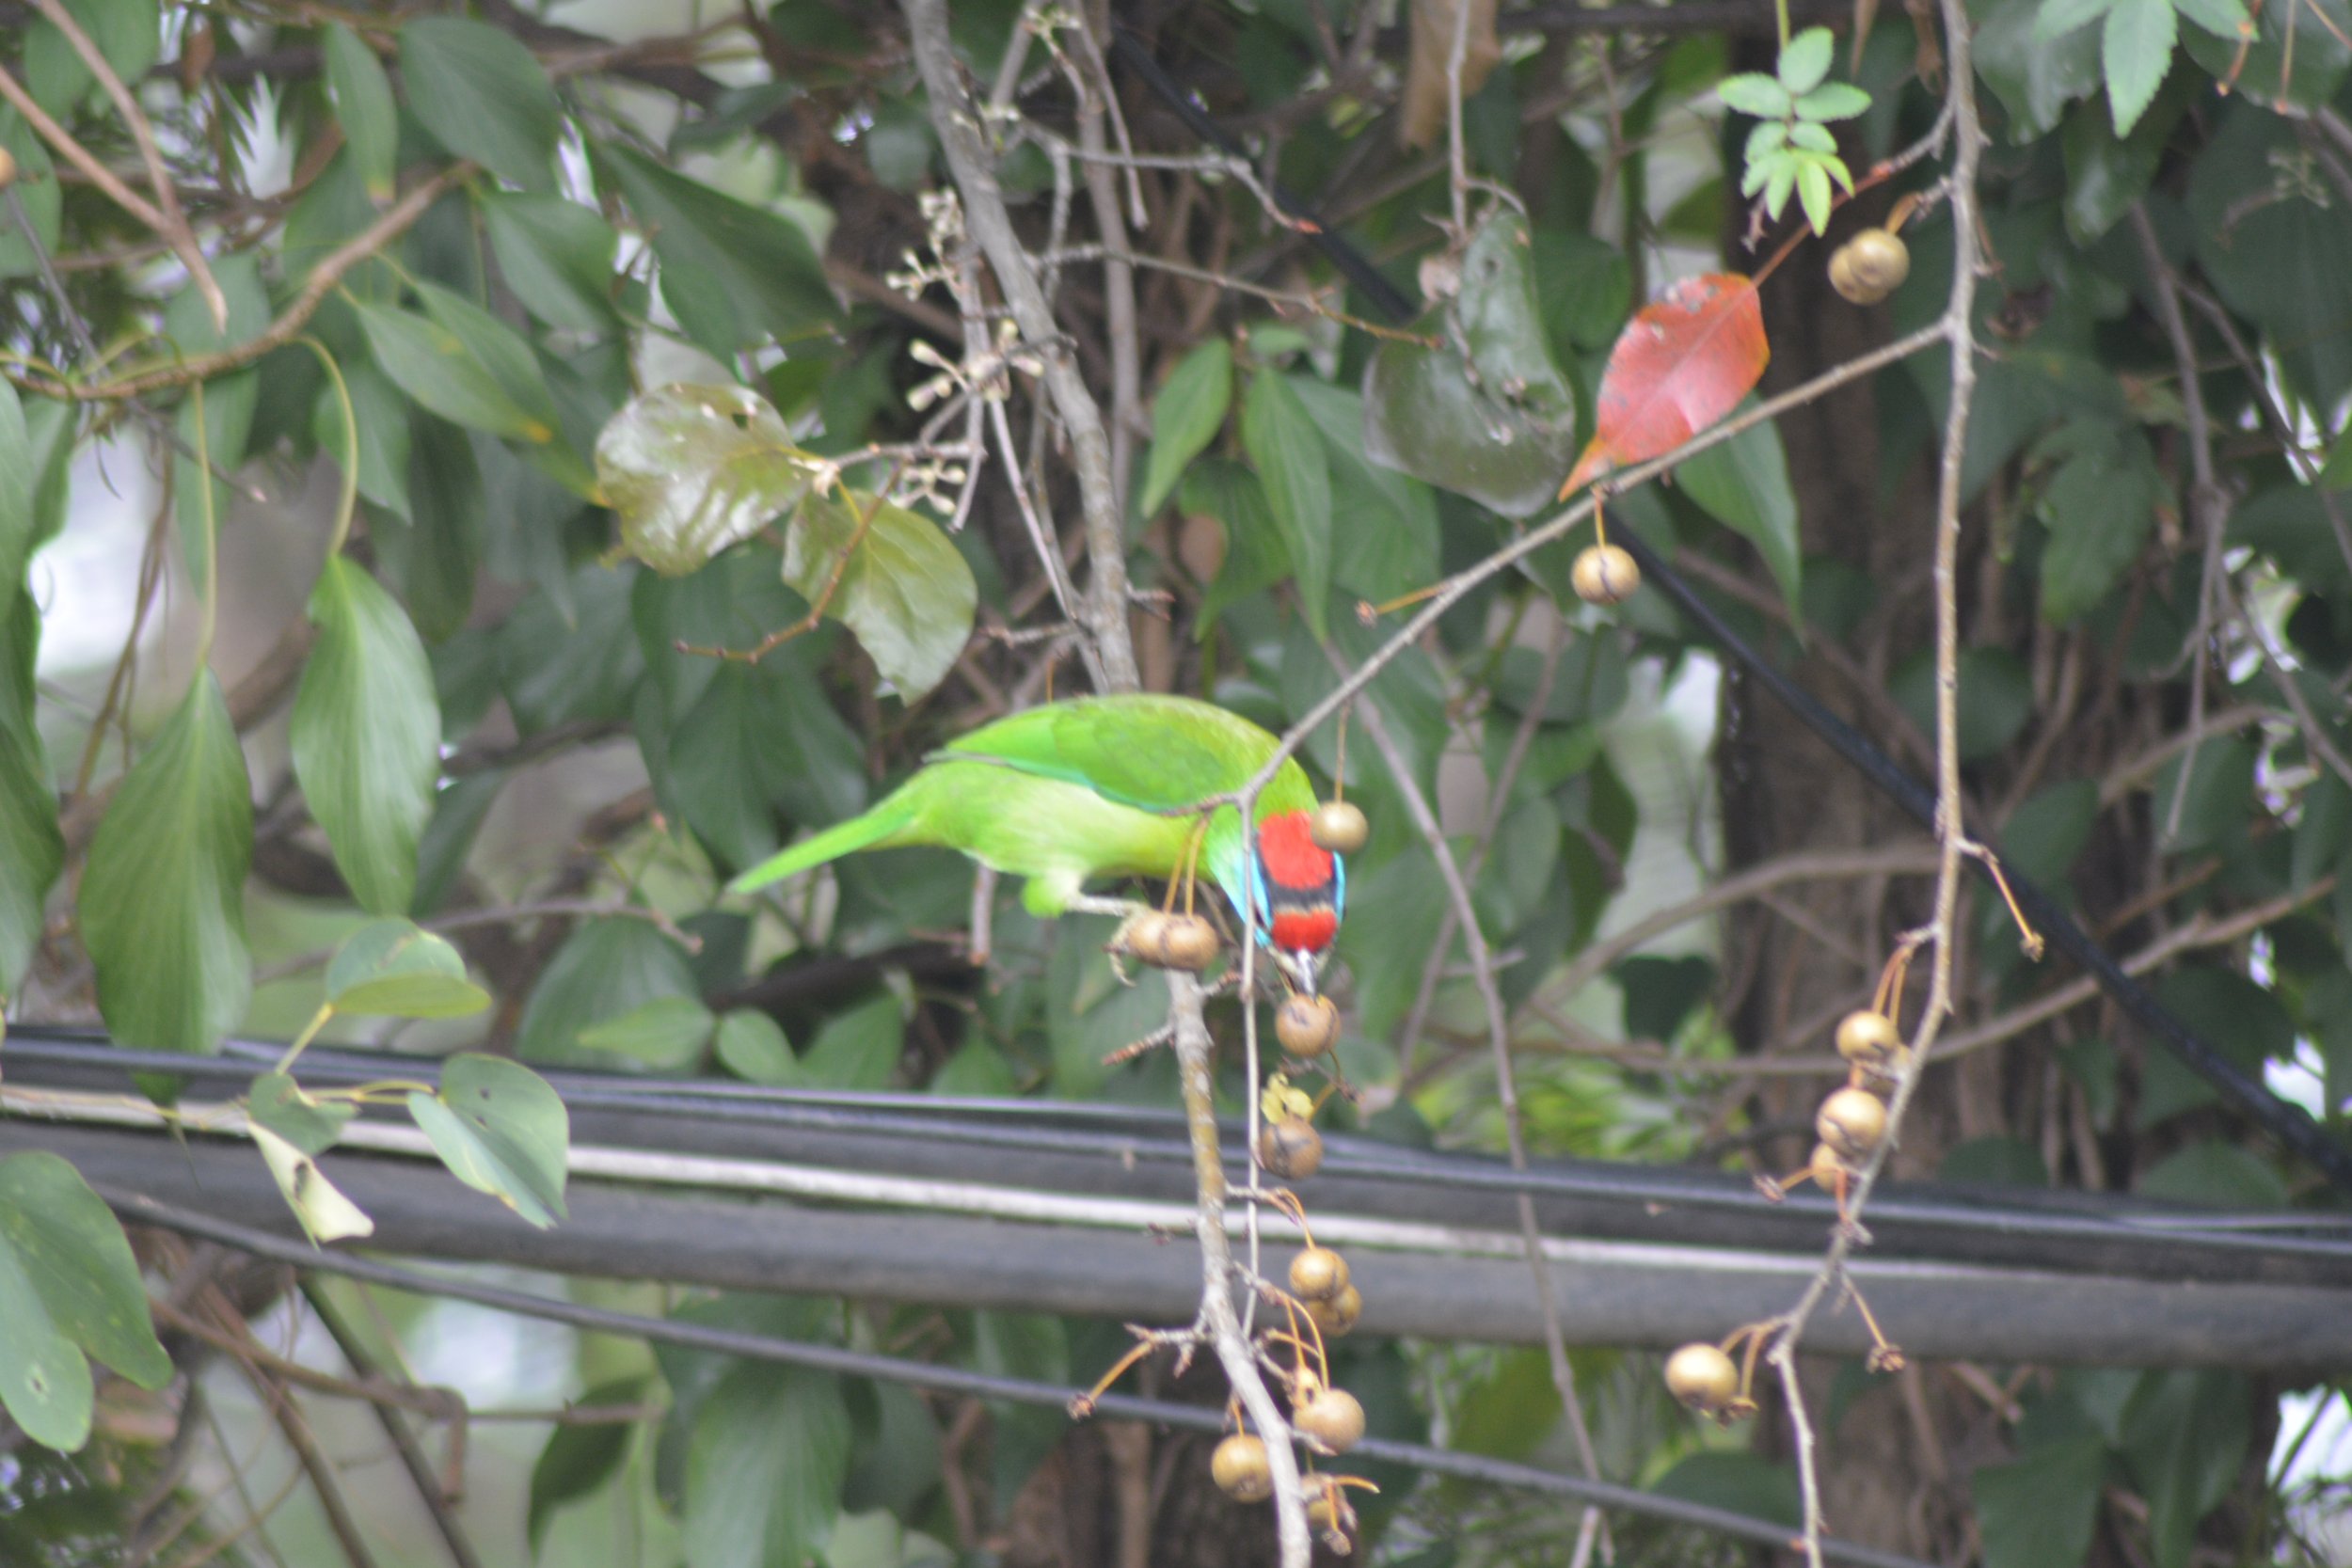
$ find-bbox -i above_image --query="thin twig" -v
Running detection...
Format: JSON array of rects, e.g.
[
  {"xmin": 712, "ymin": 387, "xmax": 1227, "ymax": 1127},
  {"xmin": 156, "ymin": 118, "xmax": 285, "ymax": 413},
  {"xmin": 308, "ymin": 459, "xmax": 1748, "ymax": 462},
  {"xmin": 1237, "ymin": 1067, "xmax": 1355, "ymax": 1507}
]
[
  {"xmin": 1763, "ymin": 2, "xmax": 1989, "ymax": 1561},
  {"xmin": 1169, "ymin": 970, "xmax": 1312, "ymax": 1568},
  {"xmin": 27, "ymin": 0, "xmax": 229, "ymax": 330},
  {"xmin": 1337, "ymin": 657, "xmax": 1612, "ymax": 1555},
  {"xmin": 904, "ymin": 0, "xmax": 1139, "ymax": 691},
  {"xmin": 7, "ymin": 166, "xmax": 470, "ymax": 401}
]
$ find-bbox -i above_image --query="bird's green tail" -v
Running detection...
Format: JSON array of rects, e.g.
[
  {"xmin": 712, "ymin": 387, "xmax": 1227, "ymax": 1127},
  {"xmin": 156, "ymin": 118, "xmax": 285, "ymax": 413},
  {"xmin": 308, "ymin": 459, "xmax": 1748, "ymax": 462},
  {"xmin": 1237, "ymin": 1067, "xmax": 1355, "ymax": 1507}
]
[{"xmin": 727, "ymin": 796, "xmax": 921, "ymax": 895}]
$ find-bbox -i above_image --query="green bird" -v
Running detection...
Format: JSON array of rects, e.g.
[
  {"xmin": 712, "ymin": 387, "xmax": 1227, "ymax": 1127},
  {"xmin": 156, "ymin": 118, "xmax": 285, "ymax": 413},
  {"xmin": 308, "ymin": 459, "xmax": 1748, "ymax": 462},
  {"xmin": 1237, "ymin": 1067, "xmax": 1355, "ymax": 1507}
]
[{"xmin": 728, "ymin": 694, "xmax": 1346, "ymax": 989}]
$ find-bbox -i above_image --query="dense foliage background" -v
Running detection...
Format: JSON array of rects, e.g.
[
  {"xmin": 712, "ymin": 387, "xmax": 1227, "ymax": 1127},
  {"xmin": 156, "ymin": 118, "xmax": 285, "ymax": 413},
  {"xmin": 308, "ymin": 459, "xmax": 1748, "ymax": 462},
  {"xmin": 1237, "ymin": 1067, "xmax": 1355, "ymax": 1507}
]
[{"xmin": 0, "ymin": 0, "xmax": 2347, "ymax": 1564}]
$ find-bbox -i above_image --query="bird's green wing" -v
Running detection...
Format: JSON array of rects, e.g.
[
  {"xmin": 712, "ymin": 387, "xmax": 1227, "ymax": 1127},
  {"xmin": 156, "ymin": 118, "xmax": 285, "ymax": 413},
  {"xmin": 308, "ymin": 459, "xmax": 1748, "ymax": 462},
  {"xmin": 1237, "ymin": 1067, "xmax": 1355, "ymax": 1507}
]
[{"xmin": 939, "ymin": 695, "xmax": 1313, "ymax": 816}]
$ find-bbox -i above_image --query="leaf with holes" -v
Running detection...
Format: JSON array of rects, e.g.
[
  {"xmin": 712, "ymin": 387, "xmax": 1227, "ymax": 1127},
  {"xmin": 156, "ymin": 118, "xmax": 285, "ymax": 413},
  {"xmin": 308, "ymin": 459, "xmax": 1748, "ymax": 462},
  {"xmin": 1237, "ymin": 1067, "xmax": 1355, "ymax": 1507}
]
[
  {"xmin": 0, "ymin": 1151, "xmax": 173, "ymax": 1451},
  {"xmin": 786, "ymin": 489, "xmax": 977, "ymax": 701},
  {"xmin": 597, "ymin": 384, "xmax": 826, "ymax": 576},
  {"xmin": 251, "ymin": 1124, "xmax": 376, "ymax": 1245},
  {"xmin": 407, "ymin": 1053, "xmax": 569, "ymax": 1227},
  {"xmin": 1559, "ymin": 274, "xmax": 1769, "ymax": 498},
  {"xmin": 248, "ymin": 1071, "xmax": 357, "ymax": 1156}
]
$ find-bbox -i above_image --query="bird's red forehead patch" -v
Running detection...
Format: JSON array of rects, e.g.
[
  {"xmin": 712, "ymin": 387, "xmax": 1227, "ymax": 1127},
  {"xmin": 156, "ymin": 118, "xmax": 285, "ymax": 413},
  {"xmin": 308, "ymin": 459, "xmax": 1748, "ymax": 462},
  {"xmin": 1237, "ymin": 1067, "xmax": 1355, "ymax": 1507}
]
[
  {"xmin": 1270, "ymin": 907, "xmax": 1340, "ymax": 954},
  {"xmin": 1257, "ymin": 812, "xmax": 1336, "ymax": 891}
]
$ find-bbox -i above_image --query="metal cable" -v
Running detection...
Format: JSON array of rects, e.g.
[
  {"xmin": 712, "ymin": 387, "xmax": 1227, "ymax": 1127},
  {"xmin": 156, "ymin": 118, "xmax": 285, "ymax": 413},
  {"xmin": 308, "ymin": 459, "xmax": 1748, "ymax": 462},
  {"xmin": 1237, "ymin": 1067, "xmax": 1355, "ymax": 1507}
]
[
  {"xmin": 11, "ymin": 1029, "xmax": 2350, "ymax": 1282},
  {"xmin": 1609, "ymin": 527, "xmax": 2352, "ymax": 1195},
  {"xmin": 103, "ymin": 1184, "xmax": 1934, "ymax": 1568}
]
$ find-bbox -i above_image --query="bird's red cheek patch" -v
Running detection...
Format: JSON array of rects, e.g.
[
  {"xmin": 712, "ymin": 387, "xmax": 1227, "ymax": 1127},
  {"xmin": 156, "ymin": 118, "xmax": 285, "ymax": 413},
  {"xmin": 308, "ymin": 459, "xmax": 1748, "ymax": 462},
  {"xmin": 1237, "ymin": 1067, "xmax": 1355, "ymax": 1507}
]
[
  {"xmin": 1270, "ymin": 908, "xmax": 1339, "ymax": 954},
  {"xmin": 1258, "ymin": 813, "xmax": 1336, "ymax": 890}
]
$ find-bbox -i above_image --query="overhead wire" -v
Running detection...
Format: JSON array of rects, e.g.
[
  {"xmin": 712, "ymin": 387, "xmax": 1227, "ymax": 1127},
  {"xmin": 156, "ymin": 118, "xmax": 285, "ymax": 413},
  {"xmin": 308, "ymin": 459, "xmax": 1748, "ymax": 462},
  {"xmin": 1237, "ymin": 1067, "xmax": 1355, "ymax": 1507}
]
[
  {"xmin": 9, "ymin": 1028, "xmax": 2351, "ymax": 1288},
  {"xmin": 103, "ymin": 1184, "xmax": 1937, "ymax": 1568}
]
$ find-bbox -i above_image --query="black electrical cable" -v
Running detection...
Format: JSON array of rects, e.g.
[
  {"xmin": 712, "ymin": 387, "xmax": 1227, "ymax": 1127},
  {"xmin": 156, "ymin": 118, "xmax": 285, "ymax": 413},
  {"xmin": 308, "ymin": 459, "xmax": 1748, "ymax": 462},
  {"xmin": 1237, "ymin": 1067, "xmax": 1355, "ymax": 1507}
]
[
  {"xmin": 1609, "ymin": 526, "xmax": 2352, "ymax": 1195},
  {"xmin": 13, "ymin": 1029, "xmax": 2352, "ymax": 1278},
  {"xmin": 1104, "ymin": 25, "xmax": 1420, "ymax": 324},
  {"xmin": 103, "ymin": 1184, "xmax": 1935, "ymax": 1568}
]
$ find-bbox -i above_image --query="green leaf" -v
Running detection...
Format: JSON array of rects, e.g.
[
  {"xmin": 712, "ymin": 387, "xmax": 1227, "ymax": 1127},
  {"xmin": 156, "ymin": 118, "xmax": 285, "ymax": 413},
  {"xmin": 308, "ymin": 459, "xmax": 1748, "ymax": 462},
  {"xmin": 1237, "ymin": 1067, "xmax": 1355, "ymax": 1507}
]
[
  {"xmin": 1794, "ymin": 81, "xmax": 1873, "ymax": 119},
  {"xmin": 0, "ymin": 1150, "xmax": 174, "ymax": 1448},
  {"xmin": 530, "ymin": 1377, "xmax": 645, "ymax": 1548},
  {"xmin": 354, "ymin": 298, "xmax": 555, "ymax": 444},
  {"xmin": 80, "ymin": 675, "xmax": 253, "ymax": 1053},
  {"xmin": 0, "ymin": 387, "xmax": 60, "ymax": 1000},
  {"xmin": 1651, "ymin": 1453, "xmax": 1800, "ymax": 1528},
  {"xmin": 1891, "ymin": 647, "xmax": 2034, "ymax": 761},
  {"xmin": 323, "ymin": 24, "xmax": 398, "ymax": 201},
  {"xmin": 2037, "ymin": 420, "xmax": 2159, "ymax": 622},
  {"xmin": 683, "ymin": 1363, "xmax": 850, "ymax": 1568},
  {"xmin": 2186, "ymin": 111, "xmax": 2352, "ymax": 407},
  {"xmin": 1287, "ymin": 379, "xmax": 1440, "ymax": 605},
  {"xmin": 515, "ymin": 917, "xmax": 702, "ymax": 1069},
  {"xmin": 1978, "ymin": 0, "xmax": 2106, "ymax": 137},
  {"xmin": 2102, "ymin": 0, "xmax": 2176, "ymax": 135},
  {"xmin": 1139, "ymin": 339, "xmax": 1232, "ymax": 518},
  {"xmin": 409, "ymin": 282, "xmax": 574, "ymax": 471},
  {"xmin": 597, "ymin": 383, "xmax": 825, "ymax": 575},
  {"xmin": 407, "ymin": 1053, "xmax": 569, "ymax": 1227},
  {"xmin": 2181, "ymin": 0, "xmax": 2343, "ymax": 101},
  {"xmin": 1777, "ymin": 26, "xmax": 1836, "ymax": 92},
  {"xmin": 24, "ymin": 0, "xmax": 158, "ymax": 119},
  {"xmin": 399, "ymin": 16, "xmax": 560, "ymax": 190},
  {"xmin": 250, "ymin": 1124, "xmax": 376, "ymax": 1244},
  {"xmin": 2060, "ymin": 98, "xmax": 2167, "ymax": 243},
  {"xmin": 1242, "ymin": 372, "xmax": 1331, "ymax": 638},
  {"xmin": 577, "ymin": 995, "xmax": 717, "ymax": 1071},
  {"xmin": 482, "ymin": 190, "xmax": 619, "ymax": 334},
  {"xmin": 1975, "ymin": 1438, "xmax": 2106, "ymax": 1568},
  {"xmin": 801, "ymin": 992, "xmax": 905, "ymax": 1091},
  {"xmin": 0, "ymin": 112, "xmax": 60, "ymax": 281},
  {"xmin": 598, "ymin": 143, "xmax": 837, "ymax": 358},
  {"xmin": 316, "ymin": 356, "xmax": 410, "ymax": 519},
  {"xmin": 716, "ymin": 1008, "xmax": 798, "ymax": 1085},
  {"xmin": 324, "ymin": 919, "xmax": 490, "ymax": 1018},
  {"xmin": 2137, "ymin": 1140, "xmax": 2290, "ymax": 1207},
  {"xmin": 247, "ymin": 1071, "xmax": 357, "ymax": 1156},
  {"xmin": 787, "ymin": 489, "xmax": 978, "ymax": 701},
  {"xmin": 2037, "ymin": 0, "xmax": 2122, "ymax": 38},
  {"xmin": 1795, "ymin": 158, "xmax": 1834, "ymax": 235},
  {"xmin": 1718, "ymin": 72, "xmax": 1792, "ymax": 117},
  {"xmin": 376, "ymin": 414, "xmax": 483, "ymax": 642},
  {"xmin": 2119, "ymin": 1371, "xmax": 2251, "ymax": 1568},
  {"xmin": 290, "ymin": 558, "xmax": 441, "ymax": 913},
  {"xmin": 1363, "ymin": 211, "xmax": 1581, "ymax": 521},
  {"xmin": 1676, "ymin": 402, "xmax": 1804, "ymax": 619}
]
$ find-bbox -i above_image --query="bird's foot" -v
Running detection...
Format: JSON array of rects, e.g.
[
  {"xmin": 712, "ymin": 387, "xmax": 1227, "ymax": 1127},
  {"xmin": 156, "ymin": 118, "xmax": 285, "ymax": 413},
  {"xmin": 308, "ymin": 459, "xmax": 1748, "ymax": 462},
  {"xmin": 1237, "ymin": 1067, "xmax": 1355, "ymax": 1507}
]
[{"xmin": 1068, "ymin": 895, "xmax": 1155, "ymax": 986}]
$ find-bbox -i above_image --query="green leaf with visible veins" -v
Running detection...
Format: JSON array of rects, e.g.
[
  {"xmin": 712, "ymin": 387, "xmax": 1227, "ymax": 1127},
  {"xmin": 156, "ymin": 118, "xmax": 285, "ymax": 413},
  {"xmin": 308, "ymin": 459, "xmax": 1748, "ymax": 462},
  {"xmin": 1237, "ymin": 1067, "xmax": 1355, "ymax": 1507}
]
[
  {"xmin": 291, "ymin": 558, "xmax": 442, "ymax": 914},
  {"xmin": 407, "ymin": 1053, "xmax": 569, "ymax": 1227},
  {"xmin": 1139, "ymin": 339, "xmax": 1232, "ymax": 518},
  {"xmin": 2102, "ymin": 0, "xmax": 2176, "ymax": 133},
  {"xmin": 787, "ymin": 489, "xmax": 977, "ymax": 701},
  {"xmin": 79, "ymin": 674, "xmax": 253, "ymax": 1053},
  {"xmin": 399, "ymin": 16, "xmax": 560, "ymax": 190},
  {"xmin": 324, "ymin": 24, "xmax": 398, "ymax": 200},
  {"xmin": 597, "ymin": 383, "xmax": 825, "ymax": 576},
  {"xmin": 1240, "ymin": 371, "xmax": 1332, "ymax": 640}
]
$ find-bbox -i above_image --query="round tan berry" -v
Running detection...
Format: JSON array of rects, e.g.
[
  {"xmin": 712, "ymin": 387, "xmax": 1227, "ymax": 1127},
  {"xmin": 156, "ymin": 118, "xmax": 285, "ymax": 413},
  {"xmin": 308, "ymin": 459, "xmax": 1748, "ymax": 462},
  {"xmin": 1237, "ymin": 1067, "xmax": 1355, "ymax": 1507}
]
[
  {"xmin": 1288, "ymin": 1244, "xmax": 1350, "ymax": 1302},
  {"xmin": 1257, "ymin": 1117, "xmax": 1325, "ymax": 1180},
  {"xmin": 1294, "ymin": 1386, "xmax": 1366, "ymax": 1452},
  {"xmin": 1664, "ymin": 1342, "xmax": 1740, "ymax": 1413},
  {"xmin": 1809, "ymin": 1141, "xmax": 1851, "ymax": 1190},
  {"xmin": 1121, "ymin": 910, "xmax": 1172, "ymax": 967},
  {"xmin": 1306, "ymin": 1281, "xmax": 1362, "ymax": 1338},
  {"xmin": 1845, "ymin": 227, "xmax": 1910, "ymax": 297},
  {"xmin": 1276, "ymin": 993, "xmax": 1341, "ymax": 1057},
  {"xmin": 1154, "ymin": 912, "xmax": 1221, "ymax": 973},
  {"xmin": 1828, "ymin": 243, "xmax": 1865, "ymax": 303},
  {"xmin": 1309, "ymin": 799, "xmax": 1369, "ymax": 855},
  {"xmin": 1571, "ymin": 543, "xmax": 1640, "ymax": 606},
  {"xmin": 1211, "ymin": 1433, "xmax": 1273, "ymax": 1501},
  {"xmin": 1835, "ymin": 1008, "xmax": 1901, "ymax": 1069},
  {"xmin": 1307, "ymin": 1486, "xmax": 1354, "ymax": 1542},
  {"xmin": 1817, "ymin": 1085, "xmax": 1890, "ymax": 1162}
]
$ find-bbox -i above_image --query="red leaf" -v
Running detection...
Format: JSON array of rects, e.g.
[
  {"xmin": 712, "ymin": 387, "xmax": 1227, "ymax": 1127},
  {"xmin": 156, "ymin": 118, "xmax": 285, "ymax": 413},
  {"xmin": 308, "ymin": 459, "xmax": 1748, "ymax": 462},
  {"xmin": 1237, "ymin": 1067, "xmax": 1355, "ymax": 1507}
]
[{"xmin": 1559, "ymin": 273, "xmax": 1769, "ymax": 498}]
